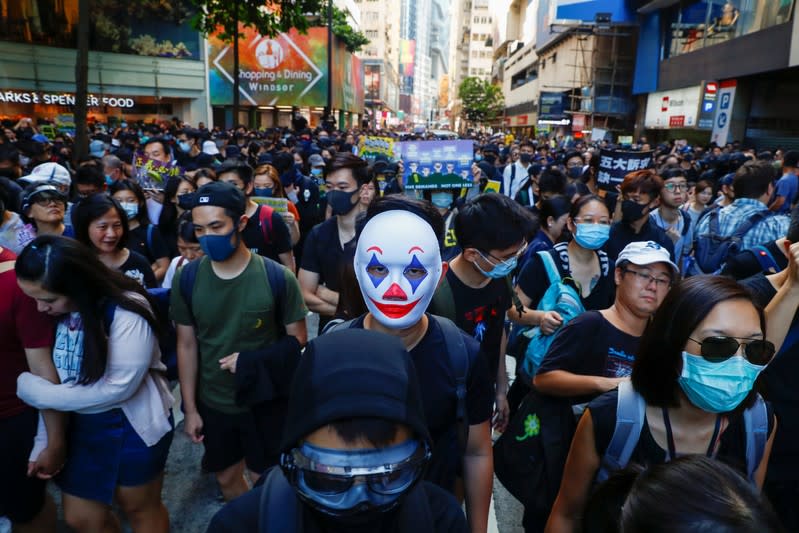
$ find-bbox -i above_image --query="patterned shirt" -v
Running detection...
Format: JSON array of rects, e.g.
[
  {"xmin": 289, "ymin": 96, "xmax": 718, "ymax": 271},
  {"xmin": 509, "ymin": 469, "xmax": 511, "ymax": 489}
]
[{"xmin": 695, "ymin": 198, "xmax": 789, "ymax": 251}]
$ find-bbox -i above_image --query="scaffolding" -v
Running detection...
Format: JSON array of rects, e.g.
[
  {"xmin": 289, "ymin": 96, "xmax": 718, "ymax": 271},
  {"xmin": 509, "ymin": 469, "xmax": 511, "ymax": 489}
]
[{"xmin": 563, "ymin": 25, "xmax": 636, "ymax": 133}]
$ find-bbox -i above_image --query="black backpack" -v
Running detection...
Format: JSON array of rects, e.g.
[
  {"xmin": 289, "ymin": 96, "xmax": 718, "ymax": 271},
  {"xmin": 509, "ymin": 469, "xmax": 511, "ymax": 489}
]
[{"xmin": 694, "ymin": 208, "xmax": 771, "ymax": 274}]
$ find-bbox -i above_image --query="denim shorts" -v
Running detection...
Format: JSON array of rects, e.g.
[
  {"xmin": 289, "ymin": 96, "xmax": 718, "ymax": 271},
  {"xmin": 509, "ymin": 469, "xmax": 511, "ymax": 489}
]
[{"xmin": 56, "ymin": 409, "xmax": 173, "ymax": 504}]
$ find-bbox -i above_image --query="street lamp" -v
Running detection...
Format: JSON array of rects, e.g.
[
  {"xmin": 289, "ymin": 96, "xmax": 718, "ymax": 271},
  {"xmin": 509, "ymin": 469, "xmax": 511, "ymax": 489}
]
[{"xmin": 323, "ymin": 0, "xmax": 335, "ymax": 131}]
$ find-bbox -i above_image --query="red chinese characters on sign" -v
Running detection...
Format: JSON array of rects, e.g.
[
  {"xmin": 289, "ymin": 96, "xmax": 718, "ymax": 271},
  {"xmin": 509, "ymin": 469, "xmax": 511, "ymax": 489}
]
[{"xmin": 669, "ymin": 115, "xmax": 685, "ymax": 128}]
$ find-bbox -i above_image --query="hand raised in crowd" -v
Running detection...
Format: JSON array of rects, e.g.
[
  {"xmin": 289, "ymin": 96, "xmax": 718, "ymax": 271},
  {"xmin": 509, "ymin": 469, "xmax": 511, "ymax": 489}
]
[{"xmin": 784, "ymin": 240, "xmax": 799, "ymax": 285}]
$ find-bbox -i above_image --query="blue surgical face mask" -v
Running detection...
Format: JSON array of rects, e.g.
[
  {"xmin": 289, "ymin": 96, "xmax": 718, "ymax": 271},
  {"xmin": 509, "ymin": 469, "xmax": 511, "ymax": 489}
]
[
  {"xmin": 678, "ymin": 351, "xmax": 765, "ymax": 413},
  {"xmin": 120, "ymin": 201, "xmax": 139, "ymax": 220},
  {"xmin": 105, "ymin": 174, "xmax": 114, "ymax": 186},
  {"xmin": 311, "ymin": 167, "xmax": 324, "ymax": 177},
  {"xmin": 198, "ymin": 226, "xmax": 239, "ymax": 262},
  {"xmin": 253, "ymin": 187, "xmax": 273, "ymax": 198},
  {"xmin": 285, "ymin": 439, "xmax": 426, "ymax": 517},
  {"xmin": 474, "ymin": 154, "xmax": 483, "ymax": 162},
  {"xmin": 178, "ymin": 141, "xmax": 192, "ymax": 153},
  {"xmin": 474, "ymin": 250, "xmax": 518, "ymax": 279},
  {"xmin": 430, "ymin": 191, "xmax": 453, "ymax": 209},
  {"xmin": 574, "ymin": 223, "xmax": 610, "ymax": 250}
]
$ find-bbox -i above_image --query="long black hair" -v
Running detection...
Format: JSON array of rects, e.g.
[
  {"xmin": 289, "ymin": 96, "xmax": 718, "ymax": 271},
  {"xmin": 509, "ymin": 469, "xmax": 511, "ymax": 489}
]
[
  {"xmin": 71, "ymin": 193, "xmax": 129, "ymax": 251},
  {"xmin": 15, "ymin": 235, "xmax": 161, "ymax": 385},
  {"xmin": 632, "ymin": 275, "xmax": 765, "ymax": 411}
]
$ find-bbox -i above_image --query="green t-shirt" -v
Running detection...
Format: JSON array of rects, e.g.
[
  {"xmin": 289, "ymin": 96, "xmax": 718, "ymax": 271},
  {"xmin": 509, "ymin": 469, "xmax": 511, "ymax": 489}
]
[{"xmin": 170, "ymin": 254, "xmax": 308, "ymax": 413}]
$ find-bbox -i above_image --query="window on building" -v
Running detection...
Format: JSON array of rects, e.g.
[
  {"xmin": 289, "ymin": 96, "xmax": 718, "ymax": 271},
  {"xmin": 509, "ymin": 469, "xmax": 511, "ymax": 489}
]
[
  {"xmin": 665, "ymin": 0, "xmax": 792, "ymax": 59},
  {"xmin": 551, "ymin": 52, "xmax": 557, "ymax": 63}
]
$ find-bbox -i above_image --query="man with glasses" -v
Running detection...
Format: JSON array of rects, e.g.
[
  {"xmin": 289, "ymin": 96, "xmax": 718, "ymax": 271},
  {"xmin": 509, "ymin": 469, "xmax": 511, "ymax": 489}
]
[
  {"xmin": 534, "ymin": 240, "xmax": 676, "ymax": 407},
  {"xmin": 430, "ymin": 193, "xmax": 536, "ymax": 431},
  {"xmin": 650, "ymin": 168, "xmax": 694, "ymax": 267},
  {"xmin": 606, "ymin": 169, "xmax": 675, "ymax": 263},
  {"xmin": 207, "ymin": 329, "xmax": 467, "ymax": 531}
]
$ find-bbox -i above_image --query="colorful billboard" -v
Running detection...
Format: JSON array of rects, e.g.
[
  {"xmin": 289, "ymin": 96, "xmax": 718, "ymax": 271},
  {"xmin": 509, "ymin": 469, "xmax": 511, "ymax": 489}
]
[
  {"xmin": 536, "ymin": 0, "xmax": 636, "ymax": 49},
  {"xmin": 399, "ymin": 40, "xmax": 416, "ymax": 95},
  {"xmin": 208, "ymin": 26, "xmax": 363, "ymax": 112}
]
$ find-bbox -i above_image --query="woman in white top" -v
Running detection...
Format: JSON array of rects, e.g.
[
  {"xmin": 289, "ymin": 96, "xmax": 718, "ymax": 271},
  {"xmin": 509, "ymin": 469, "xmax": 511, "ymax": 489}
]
[{"xmin": 15, "ymin": 235, "xmax": 173, "ymax": 533}]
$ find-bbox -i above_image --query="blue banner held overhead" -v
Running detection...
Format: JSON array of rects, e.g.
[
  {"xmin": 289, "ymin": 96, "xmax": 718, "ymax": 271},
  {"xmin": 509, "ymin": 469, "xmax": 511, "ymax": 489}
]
[{"xmin": 397, "ymin": 140, "xmax": 474, "ymax": 190}]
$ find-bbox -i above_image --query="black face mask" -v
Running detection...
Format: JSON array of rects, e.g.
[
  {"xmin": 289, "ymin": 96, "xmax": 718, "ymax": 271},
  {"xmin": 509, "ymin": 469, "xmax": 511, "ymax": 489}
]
[
  {"xmin": 621, "ymin": 199, "xmax": 650, "ymax": 223},
  {"xmin": 519, "ymin": 153, "xmax": 533, "ymax": 164},
  {"xmin": 327, "ymin": 189, "xmax": 359, "ymax": 216}
]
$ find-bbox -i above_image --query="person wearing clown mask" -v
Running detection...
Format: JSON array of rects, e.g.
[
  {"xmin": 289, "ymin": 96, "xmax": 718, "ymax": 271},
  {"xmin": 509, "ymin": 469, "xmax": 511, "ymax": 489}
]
[{"xmin": 337, "ymin": 196, "xmax": 494, "ymax": 533}]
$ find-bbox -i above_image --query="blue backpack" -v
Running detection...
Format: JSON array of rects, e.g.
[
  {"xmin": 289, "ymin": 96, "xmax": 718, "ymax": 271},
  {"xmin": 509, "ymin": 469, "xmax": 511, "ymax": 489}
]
[
  {"xmin": 518, "ymin": 250, "xmax": 585, "ymax": 380},
  {"xmin": 694, "ymin": 209, "xmax": 771, "ymax": 274}
]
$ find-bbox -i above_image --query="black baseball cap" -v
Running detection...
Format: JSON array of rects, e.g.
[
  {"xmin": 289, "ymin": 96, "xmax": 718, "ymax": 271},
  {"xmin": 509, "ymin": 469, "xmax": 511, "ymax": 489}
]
[
  {"xmin": 192, "ymin": 181, "xmax": 246, "ymax": 217},
  {"xmin": 21, "ymin": 183, "xmax": 66, "ymax": 214}
]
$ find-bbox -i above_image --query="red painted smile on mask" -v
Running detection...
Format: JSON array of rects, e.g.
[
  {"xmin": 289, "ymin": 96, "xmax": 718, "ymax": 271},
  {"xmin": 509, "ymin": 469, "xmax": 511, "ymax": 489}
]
[{"xmin": 369, "ymin": 297, "xmax": 422, "ymax": 319}]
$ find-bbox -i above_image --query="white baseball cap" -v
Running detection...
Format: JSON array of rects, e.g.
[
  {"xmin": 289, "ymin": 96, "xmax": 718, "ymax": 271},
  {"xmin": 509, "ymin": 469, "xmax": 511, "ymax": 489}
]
[
  {"xmin": 616, "ymin": 240, "xmax": 679, "ymax": 275},
  {"xmin": 19, "ymin": 162, "xmax": 72, "ymax": 187},
  {"xmin": 202, "ymin": 140, "xmax": 220, "ymax": 155}
]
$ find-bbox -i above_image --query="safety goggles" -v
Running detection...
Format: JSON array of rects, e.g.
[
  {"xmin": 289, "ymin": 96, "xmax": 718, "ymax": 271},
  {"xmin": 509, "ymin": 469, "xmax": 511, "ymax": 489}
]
[
  {"xmin": 688, "ymin": 336, "xmax": 775, "ymax": 365},
  {"xmin": 282, "ymin": 439, "xmax": 430, "ymax": 497}
]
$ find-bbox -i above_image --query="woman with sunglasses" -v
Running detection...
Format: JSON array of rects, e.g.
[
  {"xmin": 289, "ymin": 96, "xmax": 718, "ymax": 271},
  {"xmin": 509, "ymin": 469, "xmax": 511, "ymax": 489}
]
[
  {"xmin": 545, "ymin": 275, "xmax": 777, "ymax": 533},
  {"xmin": 20, "ymin": 182, "xmax": 74, "ymax": 238}
]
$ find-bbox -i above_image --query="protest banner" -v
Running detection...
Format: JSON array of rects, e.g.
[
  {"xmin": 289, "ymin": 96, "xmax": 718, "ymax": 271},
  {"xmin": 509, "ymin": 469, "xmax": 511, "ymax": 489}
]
[
  {"xmin": 596, "ymin": 149, "xmax": 654, "ymax": 192},
  {"xmin": 133, "ymin": 152, "xmax": 182, "ymax": 190},
  {"xmin": 358, "ymin": 136, "xmax": 395, "ymax": 161},
  {"xmin": 252, "ymin": 196, "xmax": 289, "ymax": 214},
  {"xmin": 397, "ymin": 140, "xmax": 474, "ymax": 190}
]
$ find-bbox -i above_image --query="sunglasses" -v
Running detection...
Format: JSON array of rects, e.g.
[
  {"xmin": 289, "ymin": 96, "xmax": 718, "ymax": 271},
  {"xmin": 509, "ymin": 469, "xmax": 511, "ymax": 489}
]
[{"xmin": 688, "ymin": 336, "xmax": 775, "ymax": 365}]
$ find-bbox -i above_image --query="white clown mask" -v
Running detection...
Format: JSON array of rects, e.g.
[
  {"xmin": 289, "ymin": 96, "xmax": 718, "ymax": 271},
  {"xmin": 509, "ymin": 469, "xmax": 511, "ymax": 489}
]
[{"xmin": 354, "ymin": 210, "xmax": 443, "ymax": 329}]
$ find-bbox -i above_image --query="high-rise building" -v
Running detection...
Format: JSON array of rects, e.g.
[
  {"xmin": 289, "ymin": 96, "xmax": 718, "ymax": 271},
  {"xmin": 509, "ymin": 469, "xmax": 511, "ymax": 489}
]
[
  {"xmin": 399, "ymin": 0, "xmax": 450, "ymax": 125},
  {"xmin": 356, "ymin": 0, "xmax": 401, "ymax": 127},
  {"xmin": 448, "ymin": 0, "xmax": 497, "ymax": 130}
]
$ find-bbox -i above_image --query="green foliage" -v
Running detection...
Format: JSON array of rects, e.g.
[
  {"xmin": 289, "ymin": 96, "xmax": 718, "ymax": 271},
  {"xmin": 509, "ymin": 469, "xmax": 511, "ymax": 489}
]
[
  {"xmin": 458, "ymin": 77, "xmax": 505, "ymax": 124},
  {"xmin": 327, "ymin": 5, "xmax": 370, "ymax": 52},
  {"xmin": 189, "ymin": 0, "xmax": 324, "ymax": 40}
]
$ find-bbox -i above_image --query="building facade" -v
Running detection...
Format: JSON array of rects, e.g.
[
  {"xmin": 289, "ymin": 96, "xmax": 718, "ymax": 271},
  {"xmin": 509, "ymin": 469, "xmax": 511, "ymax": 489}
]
[
  {"xmin": 357, "ymin": 0, "xmax": 401, "ymax": 127},
  {"xmin": 0, "ymin": 1, "xmax": 209, "ymax": 127},
  {"xmin": 633, "ymin": 0, "xmax": 799, "ymax": 150}
]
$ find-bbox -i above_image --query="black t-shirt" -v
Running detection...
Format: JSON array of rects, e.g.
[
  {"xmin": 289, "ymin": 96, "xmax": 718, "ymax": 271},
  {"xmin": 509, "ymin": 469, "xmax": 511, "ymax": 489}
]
[
  {"xmin": 538, "ymin": 311, "xmax": 639, "ymax": 405},
  {"xmin": 119, "ymin": 249, "xmax": 156, "ymax": 288},
  {"xmin": 350, "ymin": 314, "xmax": 493, "ymax": 493},
  {"xmin": 300, "ymin": 217, "xmax": 355, "ymax": 293},
  {"xmin": 517, "ymin": 242, "xmax": 615, "ymax": 312},
  {"xmin": 589, "ymin": 388, "xmax": 775, "ymax": 480},
  {"xmin": 126, "ymin": 223, "xmax": 170, "ymax": 263},
  {"xmin": 741, "ymin": 273, "xmax": 799, "ymax": 481},
  {"xmin": 242, "ymin": 205, "xmax": 293, "ymax": 262},
  {"xmin": 605, "ymin": 219, "xmax": 675, "ymax": 263},
  {"xmin": 431, "ymin": 268, "xmax": 510, "ymax": 383},
  {"xmin": 206, "ymin": 477, "xmax": 468, "ymax": 533}
]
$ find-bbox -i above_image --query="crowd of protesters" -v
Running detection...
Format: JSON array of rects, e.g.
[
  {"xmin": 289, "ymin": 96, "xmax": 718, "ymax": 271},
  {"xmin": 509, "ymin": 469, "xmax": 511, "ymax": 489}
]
[{"xmin": 1, "ymin": 115, "xmax": 797, "ymax": 533}]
